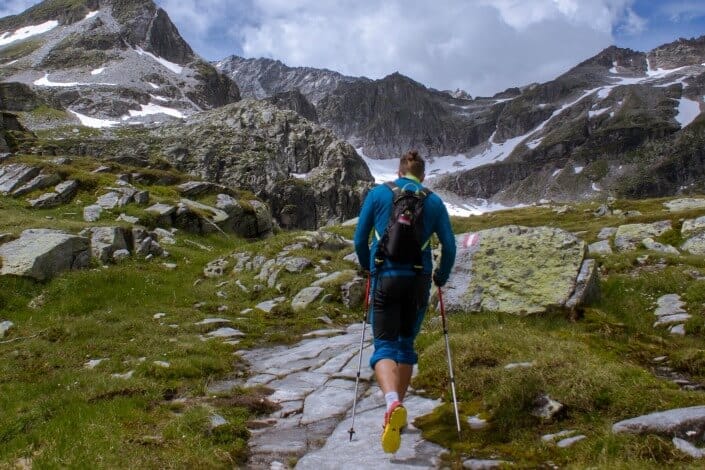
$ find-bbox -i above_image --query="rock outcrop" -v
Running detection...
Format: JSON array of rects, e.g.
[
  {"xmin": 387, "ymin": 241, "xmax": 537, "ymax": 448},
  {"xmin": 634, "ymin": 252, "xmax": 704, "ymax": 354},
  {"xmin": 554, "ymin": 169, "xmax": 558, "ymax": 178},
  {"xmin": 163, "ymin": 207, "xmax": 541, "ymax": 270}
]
[{"xmin": 154, "ymin": 100, "xmax": 374, "ymax": 229}]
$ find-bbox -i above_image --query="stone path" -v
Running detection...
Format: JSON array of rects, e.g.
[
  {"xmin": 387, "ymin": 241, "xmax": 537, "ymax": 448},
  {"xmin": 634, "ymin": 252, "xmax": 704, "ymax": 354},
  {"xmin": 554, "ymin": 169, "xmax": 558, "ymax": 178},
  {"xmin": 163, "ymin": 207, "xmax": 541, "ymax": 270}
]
[{"xmin": 211, "ymin": 324, "xmax": 446, "ymax": 469}]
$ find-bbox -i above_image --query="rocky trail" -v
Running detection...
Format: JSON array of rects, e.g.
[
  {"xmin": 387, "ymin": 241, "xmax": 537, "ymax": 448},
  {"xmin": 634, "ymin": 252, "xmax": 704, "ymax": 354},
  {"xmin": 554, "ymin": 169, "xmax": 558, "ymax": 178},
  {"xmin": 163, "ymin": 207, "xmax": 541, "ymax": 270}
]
[{"xmin": 209, "ymin": 324, "xmax": 446, "ymax": 469}]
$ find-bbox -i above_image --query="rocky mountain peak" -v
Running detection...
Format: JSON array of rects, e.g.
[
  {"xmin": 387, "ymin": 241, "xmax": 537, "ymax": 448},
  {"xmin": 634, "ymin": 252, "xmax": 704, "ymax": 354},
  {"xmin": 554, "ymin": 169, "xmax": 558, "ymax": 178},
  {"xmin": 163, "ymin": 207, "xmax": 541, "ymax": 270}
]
[
  {"xmin": 649, "ymin": 35, "xmax": 705, "ymax": 70},
  {"xmin": 0, "ymin": 0, "xmax": 238, "ymax": 128},
  {"xmin": 216, "ymin": 54, "xmax": 363, "ymax": 105}
]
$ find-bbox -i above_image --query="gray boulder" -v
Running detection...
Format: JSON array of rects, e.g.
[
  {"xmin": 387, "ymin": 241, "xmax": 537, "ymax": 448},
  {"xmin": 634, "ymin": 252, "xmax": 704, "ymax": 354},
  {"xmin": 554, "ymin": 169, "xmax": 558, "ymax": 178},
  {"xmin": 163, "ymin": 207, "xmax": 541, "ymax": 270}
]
[
  {"xmin": 27, "ymin": 180, "xmax": 78, "ymax": 208},
  {"xmin": 82, "ymin": 227, "xmax": 130, "ymax": 263},
  {"xmin": 442, "ymin": 226, "xmax": 592, "ymax": 315},
  {"xmin": 0, "ymin": 229, "xmax": 90, "ymax": 281},
  {"xmin": 83, "ymin": 204, "xmax": 103, "ymax": 222},
  {"xmin": 217, "ymin": 195, "xmax": 274, "ymax": 237},
  {"xmin": 642, "ymin": 238, "xmax": 679, "ymax": 255},
  {"xmin": 613, "ymin": 406, "xmax": 705, "ymax": 436},
  {"xmin": 292, "ymin": 287, "xmax": 324, "ymax": 313}
]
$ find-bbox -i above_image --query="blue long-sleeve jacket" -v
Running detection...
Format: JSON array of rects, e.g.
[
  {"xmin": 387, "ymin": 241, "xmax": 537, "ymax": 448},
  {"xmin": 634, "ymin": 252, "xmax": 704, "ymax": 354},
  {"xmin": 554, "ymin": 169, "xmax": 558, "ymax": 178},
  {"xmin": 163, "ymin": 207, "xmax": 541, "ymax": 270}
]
[{"xmin": 353, "ymin": 176, "xmax": 456, "ymax": 283}]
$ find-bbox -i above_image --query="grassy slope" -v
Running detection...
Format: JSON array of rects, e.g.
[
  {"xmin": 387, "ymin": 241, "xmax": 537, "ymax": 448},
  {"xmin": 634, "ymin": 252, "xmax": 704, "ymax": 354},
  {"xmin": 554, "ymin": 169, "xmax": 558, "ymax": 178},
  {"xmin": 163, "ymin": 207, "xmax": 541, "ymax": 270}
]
[
  {"xmin": 0, "ymin": 156, "xmax": 361, "ymax": 468},
  {"xmin": 2, "ymin": 155, "xmax": 705, "ymax": 467}
]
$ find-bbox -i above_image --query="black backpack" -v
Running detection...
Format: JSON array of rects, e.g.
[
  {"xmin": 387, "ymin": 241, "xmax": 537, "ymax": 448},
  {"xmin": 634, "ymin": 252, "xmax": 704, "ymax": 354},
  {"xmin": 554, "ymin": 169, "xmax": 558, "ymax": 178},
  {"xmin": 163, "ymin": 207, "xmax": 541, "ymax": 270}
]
[{"xmin": 375, "ymin": 181, "xmax": 431, "ymax": 271}]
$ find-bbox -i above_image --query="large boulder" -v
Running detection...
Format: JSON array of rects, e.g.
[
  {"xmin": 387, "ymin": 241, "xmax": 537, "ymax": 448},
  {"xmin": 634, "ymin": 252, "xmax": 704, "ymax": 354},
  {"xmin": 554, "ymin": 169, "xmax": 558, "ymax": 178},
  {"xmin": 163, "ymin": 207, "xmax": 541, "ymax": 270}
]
[
  {"xmin": 0, "ymin": 229, "xmax": 90, "ymax": 281},
  {"xmin": 441, "ymin": 226, "xmax": 593, "ymax": 315}
]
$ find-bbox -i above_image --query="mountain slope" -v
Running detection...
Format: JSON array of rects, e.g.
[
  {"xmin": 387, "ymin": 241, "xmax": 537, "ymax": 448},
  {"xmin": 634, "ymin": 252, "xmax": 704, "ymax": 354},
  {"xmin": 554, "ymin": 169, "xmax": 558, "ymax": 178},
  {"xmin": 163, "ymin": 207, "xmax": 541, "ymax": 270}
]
[{"xmin": 0, "ymin": 0, "xmax": 239, "ymax": 126}]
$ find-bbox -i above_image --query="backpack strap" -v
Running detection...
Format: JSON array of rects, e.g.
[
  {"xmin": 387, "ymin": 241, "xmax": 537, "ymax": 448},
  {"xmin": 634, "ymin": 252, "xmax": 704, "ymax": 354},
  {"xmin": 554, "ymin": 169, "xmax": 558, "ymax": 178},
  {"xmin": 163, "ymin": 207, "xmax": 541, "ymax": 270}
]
[{"xmin": 374, "ymin": 182, "xmax": 400, "ymax": 241}]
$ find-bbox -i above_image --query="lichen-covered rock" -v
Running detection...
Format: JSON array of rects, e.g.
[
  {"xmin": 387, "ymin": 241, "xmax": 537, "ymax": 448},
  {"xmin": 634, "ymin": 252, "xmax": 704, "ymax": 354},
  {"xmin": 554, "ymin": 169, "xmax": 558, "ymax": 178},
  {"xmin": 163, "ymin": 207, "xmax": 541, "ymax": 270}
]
[
  {"xmin": 681, "ymin": 216, "xmax": 705, "ymax": 238},
  {"xmin": 614, "ymin": 221, "xmax": 672, "ymax": 251},
  {"xmin": 663, "ymin": 198, "xmax": 705, "ymax": 212},
  {"xmin": 588, "ymin": 240, "xmax": 613, "ymax": 255},
  {"xmin": 681, "ymin": 234, "xmax": 705, "ymax": 256},
  {"xmin": 442, "ymin": 226, "xmax": 590, "ymax": 315},
  {"xmin": 199, "ymin": 195, "xmax": 273, "ymax": 238},
  {"xmin": 0, "ymin": 229, "xmax": 90, "ymax": 280}
]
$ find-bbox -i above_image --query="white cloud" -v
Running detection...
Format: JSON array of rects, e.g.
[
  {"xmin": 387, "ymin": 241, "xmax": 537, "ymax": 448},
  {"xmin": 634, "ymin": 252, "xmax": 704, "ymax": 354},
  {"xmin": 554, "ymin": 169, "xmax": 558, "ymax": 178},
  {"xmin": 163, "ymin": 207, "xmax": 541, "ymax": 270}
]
[{"xmin": 240, "ymin": 0, "xmax": 641, "ymax": 96}]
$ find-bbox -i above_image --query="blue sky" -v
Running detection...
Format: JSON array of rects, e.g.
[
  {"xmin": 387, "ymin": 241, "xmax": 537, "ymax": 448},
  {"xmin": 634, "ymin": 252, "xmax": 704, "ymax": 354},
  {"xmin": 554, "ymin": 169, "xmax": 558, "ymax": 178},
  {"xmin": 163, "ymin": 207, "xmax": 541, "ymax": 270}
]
[{"xmin": 1, "ymin": 0, "xmax": 704, "ymax": 96}]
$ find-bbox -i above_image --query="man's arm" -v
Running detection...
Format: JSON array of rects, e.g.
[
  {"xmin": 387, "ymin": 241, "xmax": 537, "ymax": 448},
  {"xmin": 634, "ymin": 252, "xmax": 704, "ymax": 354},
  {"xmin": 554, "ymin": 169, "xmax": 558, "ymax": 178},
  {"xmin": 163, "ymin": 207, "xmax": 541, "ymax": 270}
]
[
  {"xmin": 433, "ymin": 202, "xmax": 456, "ymax": 286},
  {"xmin": 353, "ymin": 192, "xmax": 375, "ymax": 272}
]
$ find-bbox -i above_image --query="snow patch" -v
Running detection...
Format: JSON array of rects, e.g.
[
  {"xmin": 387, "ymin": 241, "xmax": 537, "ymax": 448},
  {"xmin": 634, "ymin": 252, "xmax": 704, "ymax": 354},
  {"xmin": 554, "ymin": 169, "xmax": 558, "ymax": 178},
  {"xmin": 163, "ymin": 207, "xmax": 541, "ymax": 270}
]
[
  {"xmin": 69, "ymin": 110, "xmax": 119, "ymax": 128},
  {"xmin": 609, "ymin": 61, "xmax": 618, "ymax": 74},
  {"xmin": 589, "ymin": 107, "xmax": 610, "ymax": 118},
  {"xmin": 527, "ymin": 138, "xmax": 543, "ymax": 149},
  {"xmin": 124, "ymin": 103, "xmax": 185, "ymax": 119},
  {"xmin": 34, "ymin": 73, "xmax": 115, "ymax": 87},
  {"xmin": 0, "ymin": 20, "xmax": 58, "ymax": 46},
  {"xmin": 135, "ymin": 47, "xmax": 183, "ymax": 74},
  {"xmin": 445, "ymin": 200, "xmax": 521, "ymax": 217},
  {"xmin": 149, "ymin": 94, "xmax": 169, "ymax": 102},
  {"xmin": 592, "ymin": 182, "xmax": 601, "ymax": 192},
  {"xmin": 1, "ymin": 60, "xmax": 18, "ymax": 67},
  {"xmin": 90, "ymin": 67, "xmax": 105, "ymax": 75},
  {"xmin": 675, "ymin": 98, "xmax": 701, "ymax": 128},
  {"xmin": 291, "ymin": 173, "xmax": 309, "ymax": 179},
  {"xmin": 552, "ymin": 169, "xmax": 562, "ymax": 177},
  {"xmin": 148, "ymin": 82, "xmax": 160, "ymax": 89},
  {"xmin": 84, "ymin": 11, "xmax": 99, "ymax": 19},
  {"xmin": 574, "ymin": 166, "xmax": 584, "ymax": 174}
]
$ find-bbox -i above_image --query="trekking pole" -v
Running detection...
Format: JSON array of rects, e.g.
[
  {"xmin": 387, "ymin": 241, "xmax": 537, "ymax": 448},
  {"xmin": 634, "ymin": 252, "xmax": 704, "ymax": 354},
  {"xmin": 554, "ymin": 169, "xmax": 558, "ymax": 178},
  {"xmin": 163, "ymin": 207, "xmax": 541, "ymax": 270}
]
[
  {"xmin": 438, "ymin": 287, "xmax": 462, "ymax": 437},
  {"xmin": 348, "ymin": 274, "xmax": 371, "ymax": 442}
]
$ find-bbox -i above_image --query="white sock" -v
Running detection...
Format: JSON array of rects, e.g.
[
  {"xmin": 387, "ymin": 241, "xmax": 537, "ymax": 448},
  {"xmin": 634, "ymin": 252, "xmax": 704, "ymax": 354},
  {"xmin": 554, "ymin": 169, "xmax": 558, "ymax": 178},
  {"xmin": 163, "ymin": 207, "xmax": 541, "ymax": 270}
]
[{"xmin": 385, "ymin": 392, "xmax": 400, "ymax": 411}]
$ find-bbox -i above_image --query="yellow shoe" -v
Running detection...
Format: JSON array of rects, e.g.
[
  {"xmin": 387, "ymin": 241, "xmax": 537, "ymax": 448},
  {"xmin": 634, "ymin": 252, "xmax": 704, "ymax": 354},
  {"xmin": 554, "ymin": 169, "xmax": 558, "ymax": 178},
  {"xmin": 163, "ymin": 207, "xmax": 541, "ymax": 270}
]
[{"xmin": 381, "ymin": 401, "xmax": 407, "ymax": 453}]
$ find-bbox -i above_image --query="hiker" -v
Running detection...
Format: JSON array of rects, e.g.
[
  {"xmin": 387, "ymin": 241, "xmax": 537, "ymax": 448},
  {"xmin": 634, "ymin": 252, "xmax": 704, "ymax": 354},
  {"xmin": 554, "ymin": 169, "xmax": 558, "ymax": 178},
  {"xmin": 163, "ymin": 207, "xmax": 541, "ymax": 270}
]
[{"xmin": 353, "ymin": 149, "xmax": 456, "ymax": 453}]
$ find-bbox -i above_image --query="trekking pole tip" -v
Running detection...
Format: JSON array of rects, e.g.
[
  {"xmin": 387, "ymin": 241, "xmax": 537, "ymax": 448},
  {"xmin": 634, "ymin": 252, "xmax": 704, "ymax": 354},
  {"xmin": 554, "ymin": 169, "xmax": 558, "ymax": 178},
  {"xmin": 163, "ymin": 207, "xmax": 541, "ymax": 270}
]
[{"xmin": 348, "ymin": 428, "xmax": 355, "ymax": 441}]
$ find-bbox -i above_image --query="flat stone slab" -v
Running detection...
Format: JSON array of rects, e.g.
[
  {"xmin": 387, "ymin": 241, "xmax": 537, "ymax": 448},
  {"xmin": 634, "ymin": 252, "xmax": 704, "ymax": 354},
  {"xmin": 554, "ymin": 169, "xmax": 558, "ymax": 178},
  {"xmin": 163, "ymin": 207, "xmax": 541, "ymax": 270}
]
[
  {"xmin": 295, "ymin": 392, "xmax": 444, "ymax": 470},
  {"xmin": 613, "ymin": 406, "xmax": 705, "ymax": 435},
  {"xmin": 206, "ymin": 327, "xmax": 244, "ymax": 338},
  {"xmin": 654, "ymin": 313, "xmax": 692, "ymax": 327}
]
